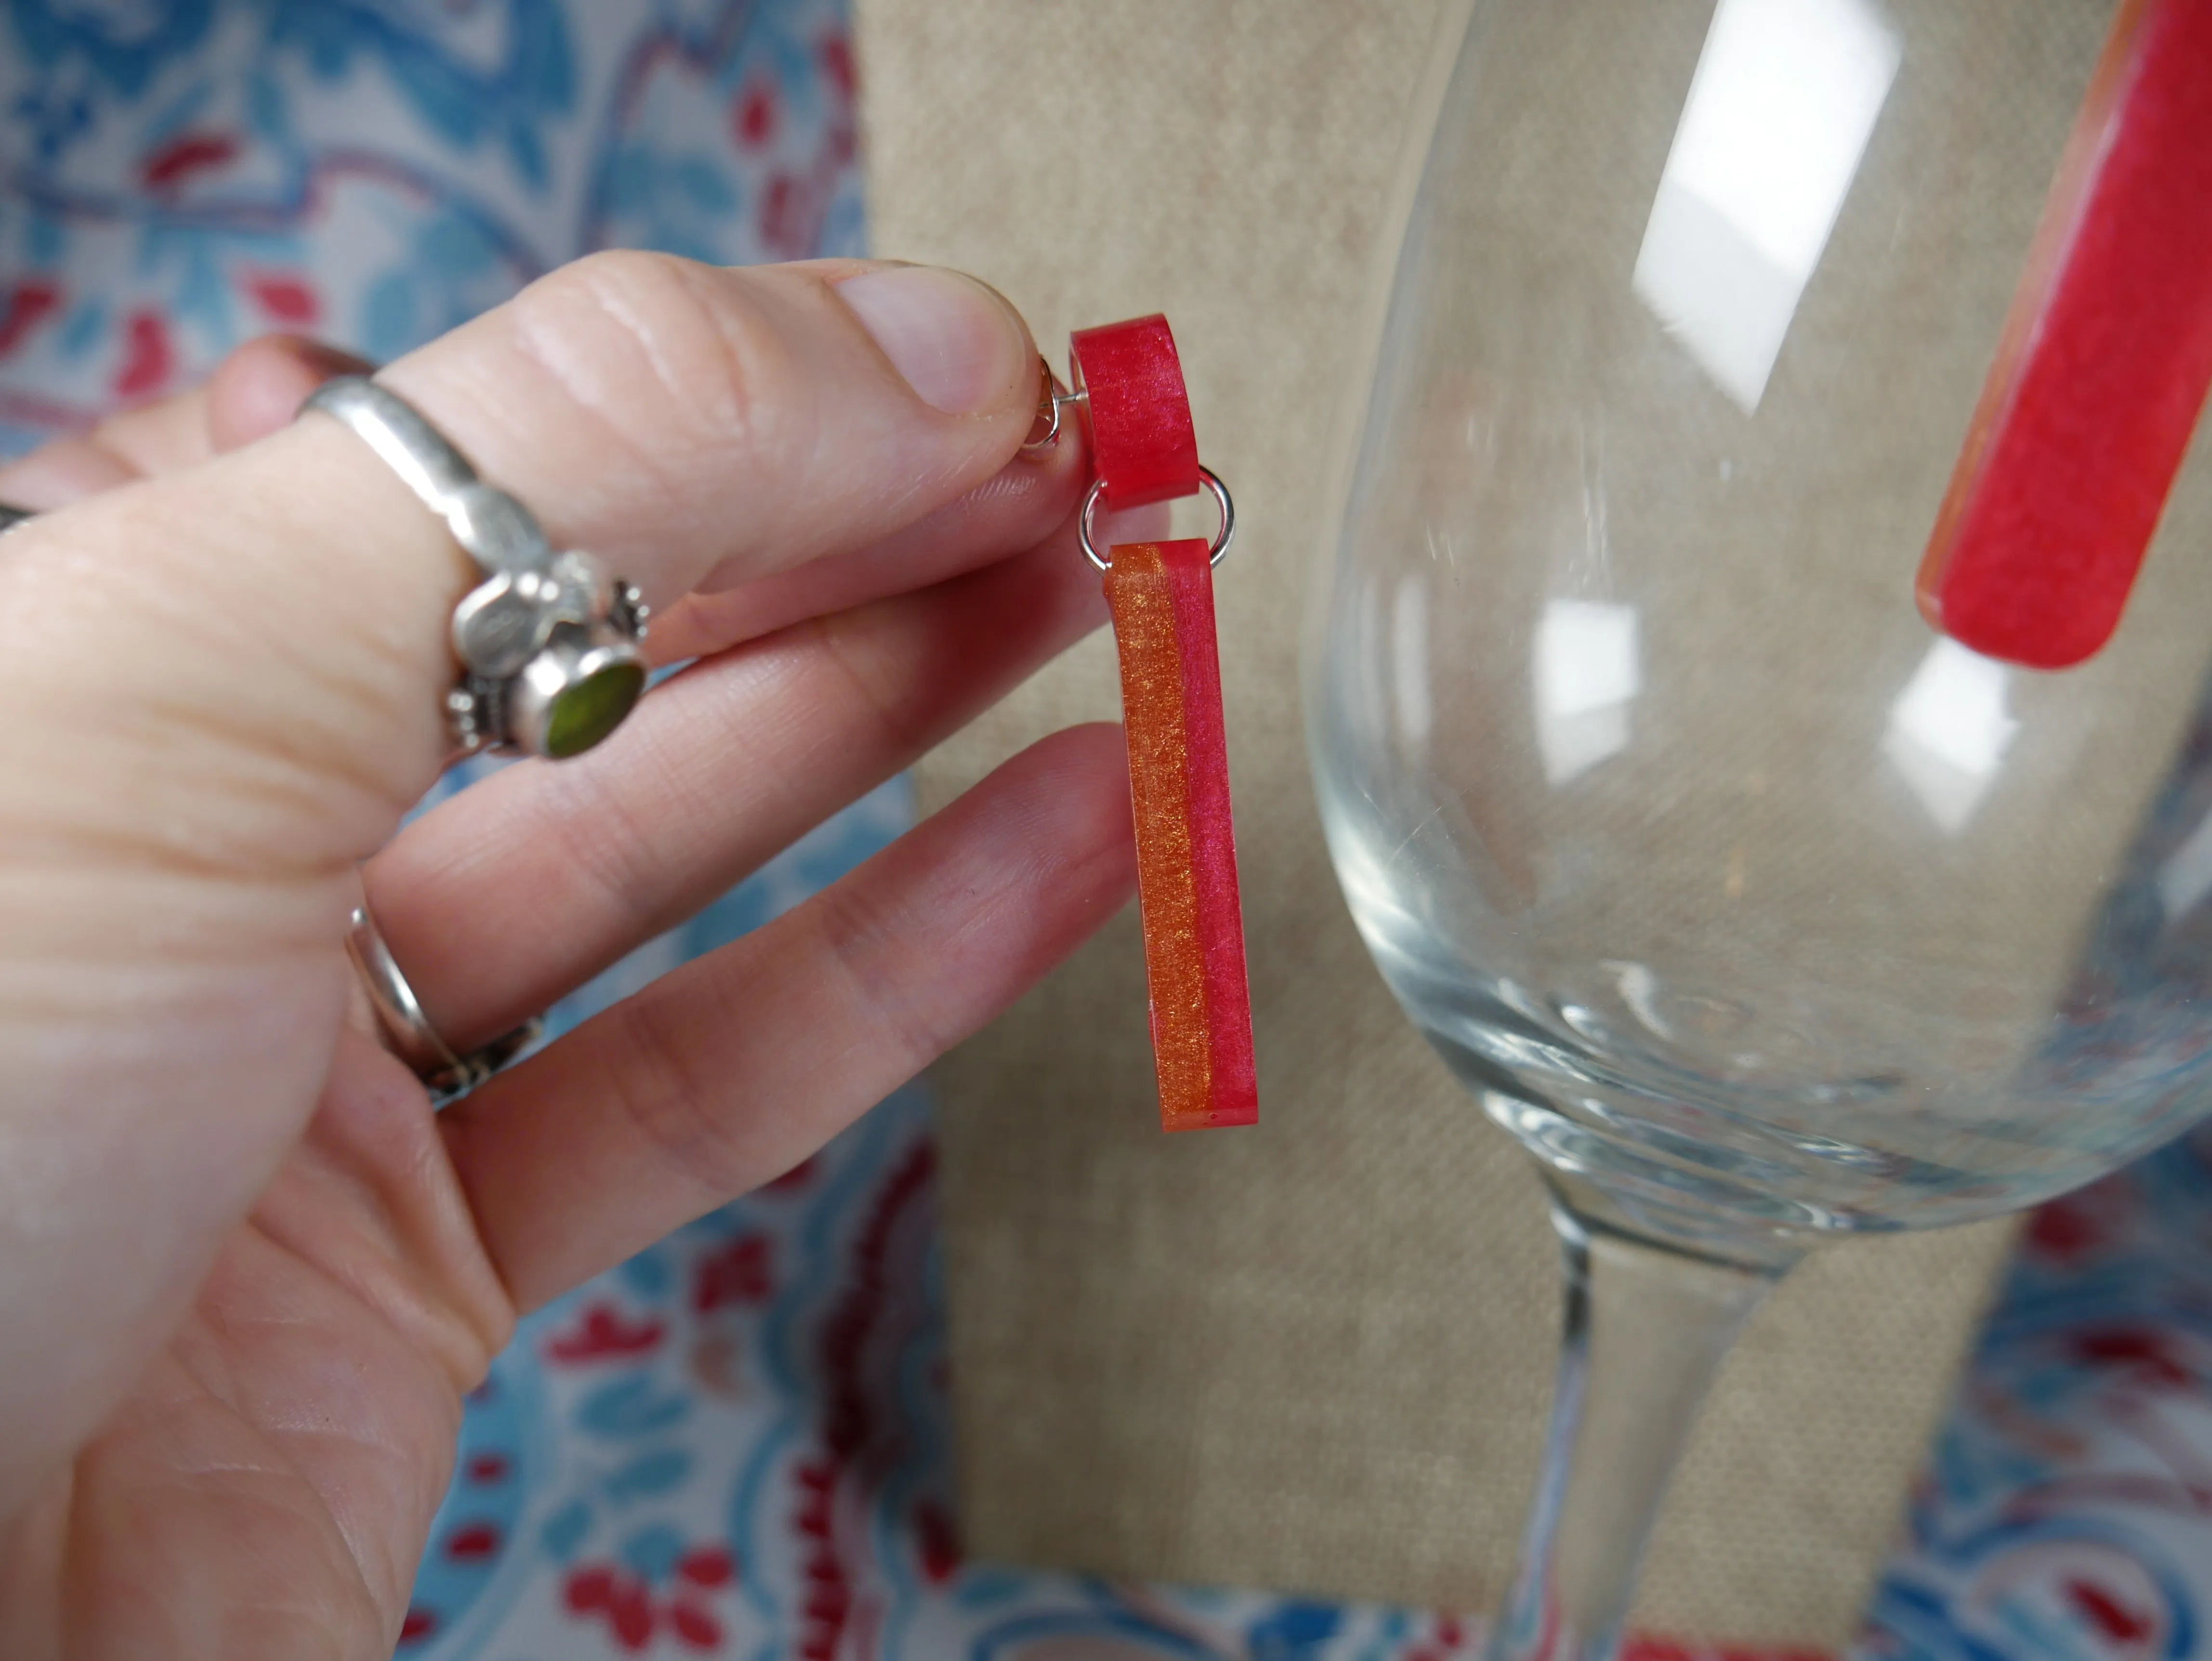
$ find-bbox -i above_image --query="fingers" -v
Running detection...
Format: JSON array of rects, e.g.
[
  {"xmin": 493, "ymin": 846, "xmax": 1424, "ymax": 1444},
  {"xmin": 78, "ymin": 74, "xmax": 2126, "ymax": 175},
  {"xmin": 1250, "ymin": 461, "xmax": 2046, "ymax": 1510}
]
[
  {"xmin": 77, "ymin": 383, "xmax": 220, "ymax": 477},
  {"xmin": 645, "ymin": 434, "xmax": 1084, "ymax": 663},
  {"xmin": 379, "ymin": 255, "xmax": 1047, "ymax": 609},
  {"xmin": 0, "ymin": 335, "xmax": 369, "ymax": 510},
  {"xmin": 0, "ymin": 258, "xmax": 1053, "ymax": 1523},
  {"xmin": 5, "ymin": 257, "xmax": 1051, "ymax": 864},
  {"xmin": 441, "ymin": 723, "xmax": 1136, "ymax": 1308},
  {"xmin": 364, "ymin": 515, "xmax": 1106, "ymax": 1050},
  {"xmin": 0, "ymin": 432, "xmax": 139, "ymax": 508},
  {"xmin": 204, "ymin": 337, "xmax": 376, "ymax": 453}
]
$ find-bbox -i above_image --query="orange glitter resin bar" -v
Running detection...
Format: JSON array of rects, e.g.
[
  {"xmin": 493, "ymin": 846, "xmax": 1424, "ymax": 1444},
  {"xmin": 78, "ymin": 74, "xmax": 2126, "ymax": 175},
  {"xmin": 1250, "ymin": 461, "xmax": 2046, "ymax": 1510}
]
[{"xmin": 1104, "ymin": 539, "xmax": 1258, "ymax": 1131}]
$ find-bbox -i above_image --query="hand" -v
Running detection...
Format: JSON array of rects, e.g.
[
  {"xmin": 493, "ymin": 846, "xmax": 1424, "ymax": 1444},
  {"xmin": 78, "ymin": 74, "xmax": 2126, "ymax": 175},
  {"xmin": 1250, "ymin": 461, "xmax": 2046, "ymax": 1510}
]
[{"xmin": 0, "ymin": 257, "xmax": 1134, "ymax": 1659}]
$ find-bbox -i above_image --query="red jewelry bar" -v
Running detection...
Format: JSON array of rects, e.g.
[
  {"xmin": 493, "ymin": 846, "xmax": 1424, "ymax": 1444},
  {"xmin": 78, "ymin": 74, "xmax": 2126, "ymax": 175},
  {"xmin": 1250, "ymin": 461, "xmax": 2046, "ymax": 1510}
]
[
  {"xmin": 1070, "ymin": 315, "xmax": 1202, "ymax": 508},
  {"xmin": 1918, "ymin": 0, "xmax": 2212, "ymax": 668}
]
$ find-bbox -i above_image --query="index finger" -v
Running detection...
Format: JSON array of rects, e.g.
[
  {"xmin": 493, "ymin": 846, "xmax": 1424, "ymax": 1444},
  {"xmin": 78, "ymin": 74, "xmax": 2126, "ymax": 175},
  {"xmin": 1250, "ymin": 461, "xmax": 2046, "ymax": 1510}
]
[
  {"xmin": 382, "ymin": 255, "xmax": 1047, "ymax": 606},
  {"xmin": 11, "ymin": 255, "xmax": 1045, "ymax": 866}
]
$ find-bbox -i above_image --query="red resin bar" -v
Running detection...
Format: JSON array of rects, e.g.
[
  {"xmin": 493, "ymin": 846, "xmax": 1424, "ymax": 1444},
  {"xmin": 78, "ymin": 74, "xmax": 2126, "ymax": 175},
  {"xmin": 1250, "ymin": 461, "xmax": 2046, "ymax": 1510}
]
[
  {"xmin": 1070, "ymin": 315, "xmax": 1201, "ymax": 507},
  {"xmin": 1918, "ymin": 0, "xmax": 2212, "ymax": 669},
  {"xmin": 1104, "ymin": 539, "xmax": 1258, "ymax": 1131}
]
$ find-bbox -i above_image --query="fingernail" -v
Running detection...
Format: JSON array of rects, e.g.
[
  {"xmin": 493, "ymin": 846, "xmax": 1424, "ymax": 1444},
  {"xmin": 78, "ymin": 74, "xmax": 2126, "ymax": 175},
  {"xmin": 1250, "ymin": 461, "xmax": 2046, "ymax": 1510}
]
[
  {"xmin": 265, "ymin": 335, "xmax": 376, "ymax": 382},
  {"xmin": 837, "ymin": 266, "xmax": 1029, "ymax": 415}
]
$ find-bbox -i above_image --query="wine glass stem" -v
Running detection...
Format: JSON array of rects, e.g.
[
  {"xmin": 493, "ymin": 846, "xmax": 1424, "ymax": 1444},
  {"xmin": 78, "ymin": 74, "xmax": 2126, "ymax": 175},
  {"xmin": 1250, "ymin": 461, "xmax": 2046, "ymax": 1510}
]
[{"xmin": 1483, "ymin": 1203, "xmax": 1795, "ymax": 1661}]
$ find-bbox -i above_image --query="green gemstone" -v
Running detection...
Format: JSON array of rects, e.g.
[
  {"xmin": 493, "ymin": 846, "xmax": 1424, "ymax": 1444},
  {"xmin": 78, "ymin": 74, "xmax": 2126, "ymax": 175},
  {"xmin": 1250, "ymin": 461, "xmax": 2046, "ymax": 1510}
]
[{"xmin": 544, "ymin": 660, "xmax": 645, "ymax": 758}]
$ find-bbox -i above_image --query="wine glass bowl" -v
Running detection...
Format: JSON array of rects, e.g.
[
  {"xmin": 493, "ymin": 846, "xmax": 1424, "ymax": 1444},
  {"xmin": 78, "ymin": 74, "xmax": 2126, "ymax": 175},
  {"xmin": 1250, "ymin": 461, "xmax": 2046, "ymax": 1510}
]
[
  {"xmin": 1311, "ymin": 0, "xmax": 2212, "ymax": 1260},
  {"xmin": 1305, "ymin": 0, "xmax": 2212, "ymax": 1650}
]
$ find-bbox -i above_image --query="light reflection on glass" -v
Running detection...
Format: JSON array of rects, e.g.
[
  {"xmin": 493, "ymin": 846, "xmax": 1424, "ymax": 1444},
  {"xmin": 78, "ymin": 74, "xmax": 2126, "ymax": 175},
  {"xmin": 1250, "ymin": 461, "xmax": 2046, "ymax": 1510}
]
[
  {"xmin": 1393, "ymin": 573, "xmax": 1432, "ymax": 755},
  {"xmin": 1609, "ymin": 959, "xmax": 1676, "ymax": 1041},
  {"xmin": 1883, "ymin": 637, "xmax": 2018, "ymax": 833},
  {"xmin": 2157, "ymin": 809, "xmax": 2212, "ymax": 921},
  {"xmin": 1535, "ymin": 599, "xmax": 1641, "ymax": 784},
  {"xmin": 1633, "ymin": 0, "xmax": 1901, "ymax": 410}
]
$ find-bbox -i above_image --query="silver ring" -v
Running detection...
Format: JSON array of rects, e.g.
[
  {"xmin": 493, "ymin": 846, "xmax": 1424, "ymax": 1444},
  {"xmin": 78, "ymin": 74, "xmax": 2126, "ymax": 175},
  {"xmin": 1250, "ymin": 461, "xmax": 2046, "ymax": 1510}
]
[
  {"xmin": 347, "ymin": 904, "xmax": 540, "ymax": 1100},
  {"xmin": 1077, "ymin": 466, "xmax": 1235, "ymax": 574},
  {"xmin": 303, "ymin": 377, "xmax": 651, "ymax": 760}
]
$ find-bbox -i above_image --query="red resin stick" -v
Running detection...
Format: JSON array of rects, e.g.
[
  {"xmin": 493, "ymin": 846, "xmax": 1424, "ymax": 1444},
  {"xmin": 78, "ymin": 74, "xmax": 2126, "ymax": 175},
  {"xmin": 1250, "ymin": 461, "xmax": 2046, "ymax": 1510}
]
[
  {"xmin": 1918, "ymin": 0, "xmax": 2212, "ymax": 669},
  {"xmin": 1105, "ymin": 540, "xmax": 1258, "ymax": 1130},
  {"xmin": 1069, "ymin": 315, "xmax": 1200, "ymax": 507},
  {"xmin": 1072, "ymin": 313, "xmax": 1257, "ymax": 1131}
]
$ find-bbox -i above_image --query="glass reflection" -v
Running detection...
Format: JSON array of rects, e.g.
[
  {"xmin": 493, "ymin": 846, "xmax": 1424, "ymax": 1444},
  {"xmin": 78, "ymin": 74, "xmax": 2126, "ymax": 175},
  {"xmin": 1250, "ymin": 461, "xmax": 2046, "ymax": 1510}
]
[
  {"xmin": 1633, "ymin": 0, "xmax": 1901, "ymax": 410},
  {"xmin": 1535, "ymin": 599, "xmax": 1641, "ymax": 784},
  {"xmin": 2156, "ymin": 807, "xmax": 2212, "ymax": 921},
  {"xmin": 1883, "ymin": 637, "xmax": 2018, "ymax": 833},
  {"xmin": 1393, "ymin": 573, "xmax": 1433, "ymax": 756}
]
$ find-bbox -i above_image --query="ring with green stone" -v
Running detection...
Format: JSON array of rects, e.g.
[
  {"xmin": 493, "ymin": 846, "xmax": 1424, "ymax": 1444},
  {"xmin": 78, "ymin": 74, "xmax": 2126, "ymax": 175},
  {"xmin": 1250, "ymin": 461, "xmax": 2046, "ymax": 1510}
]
[{"xmin": 303, "ymin": 376, "xmax": 650, "ymax": 762}]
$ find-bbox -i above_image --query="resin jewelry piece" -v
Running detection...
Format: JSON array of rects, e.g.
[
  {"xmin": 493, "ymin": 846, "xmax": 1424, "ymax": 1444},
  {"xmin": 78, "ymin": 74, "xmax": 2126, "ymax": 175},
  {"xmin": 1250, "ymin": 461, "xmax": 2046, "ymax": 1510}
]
[
  {"xmin": 1918, "ymin": 0, "xmax": 2212, "ymax": 669},
  {"xmin": 1064, "ymin": 314, "xmax": 1257, "ymax": 1132},
  {"xmin": 304, "ymin": 376, "xmax": 651, "ymax": 758}
]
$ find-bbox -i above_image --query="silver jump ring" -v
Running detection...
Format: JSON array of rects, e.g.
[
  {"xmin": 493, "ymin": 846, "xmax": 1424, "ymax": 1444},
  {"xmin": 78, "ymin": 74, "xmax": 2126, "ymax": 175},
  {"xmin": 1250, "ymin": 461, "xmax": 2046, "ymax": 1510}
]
[
  {"xmin": 347, "ymin": 904, "xmax": 541, "ymax": 1101},
  {"xmin": 303, "ymin": 377, "xmax": 651, "ymax": 761},
  {"xmin": 1077, "ymin": 466, "xmax": 1235, "ymax": 574}
]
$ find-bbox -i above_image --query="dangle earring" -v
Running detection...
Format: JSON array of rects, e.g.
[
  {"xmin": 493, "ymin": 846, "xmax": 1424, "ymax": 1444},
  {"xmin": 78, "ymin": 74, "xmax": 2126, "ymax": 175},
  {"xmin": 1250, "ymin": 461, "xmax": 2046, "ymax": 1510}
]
[{"xmin": 1029, "ymin": 315, "xmax": 1257, "ymax": 1134}]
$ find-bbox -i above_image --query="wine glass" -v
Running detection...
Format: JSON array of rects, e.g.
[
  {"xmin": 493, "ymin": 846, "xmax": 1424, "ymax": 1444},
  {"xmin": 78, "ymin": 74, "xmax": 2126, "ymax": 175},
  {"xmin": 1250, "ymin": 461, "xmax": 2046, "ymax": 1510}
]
[{"xmin": 1305, "ymin": 1, "xmax": 2212, "ymax": 1655}]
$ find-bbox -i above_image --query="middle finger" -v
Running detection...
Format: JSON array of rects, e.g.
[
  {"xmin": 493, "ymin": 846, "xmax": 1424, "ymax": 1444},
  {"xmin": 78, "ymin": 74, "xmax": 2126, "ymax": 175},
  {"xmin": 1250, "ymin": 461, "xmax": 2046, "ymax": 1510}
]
[{"xmin": 361, "ymin": 512, "xmax": 1106, "ymax": 1050}]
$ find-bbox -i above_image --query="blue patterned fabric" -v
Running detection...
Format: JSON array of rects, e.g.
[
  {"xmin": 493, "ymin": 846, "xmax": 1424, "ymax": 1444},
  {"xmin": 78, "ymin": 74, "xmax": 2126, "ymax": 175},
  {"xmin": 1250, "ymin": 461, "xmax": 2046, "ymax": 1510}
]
[
  {"xmin": 6, "ymin": 4, "xmax": 2212, "ymax": 1658},
  {"xmin": 0, "ymin": 0, "xmax": 861, "ymax": 443},
  {"xmin": 1857, "ymin": 1125, "xmax": 2212, "ymax": 1661}
]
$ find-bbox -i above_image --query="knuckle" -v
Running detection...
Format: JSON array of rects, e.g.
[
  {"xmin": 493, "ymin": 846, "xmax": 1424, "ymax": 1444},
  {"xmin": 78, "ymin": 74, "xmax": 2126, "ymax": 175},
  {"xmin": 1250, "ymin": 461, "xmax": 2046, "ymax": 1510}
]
[
  {"xmin": 600, "ymin": 981, "xmax": 759, "ymax": 1199},
  {"xmin": 805, "ymin": 612, "xmax": 930, "ymax": 759},
  {"xmin": 537, "ymin": 741, "xmax": 681, "ymax": 941},
  {"xmin": 811, "ymin": 878, "xmax": 946, "ymax": 1070},
  {"xmin": 506, "ymin": 251, "xmax": 810, "ymax": 489}
]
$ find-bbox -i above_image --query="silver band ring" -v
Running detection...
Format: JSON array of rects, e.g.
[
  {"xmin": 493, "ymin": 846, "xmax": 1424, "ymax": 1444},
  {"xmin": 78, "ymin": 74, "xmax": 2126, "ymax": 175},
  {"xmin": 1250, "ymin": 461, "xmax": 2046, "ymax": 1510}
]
[
  {"xmin": 303, "ymin": 377, "xmax": 651, "ymax": 760},
  {"xmin": 347, "ymin": 905, "xmax": 540, "ymax": 1100},
  {"xmin": 1077, "ymin": 466, "xmax": 1235, "ymax": 574}
]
